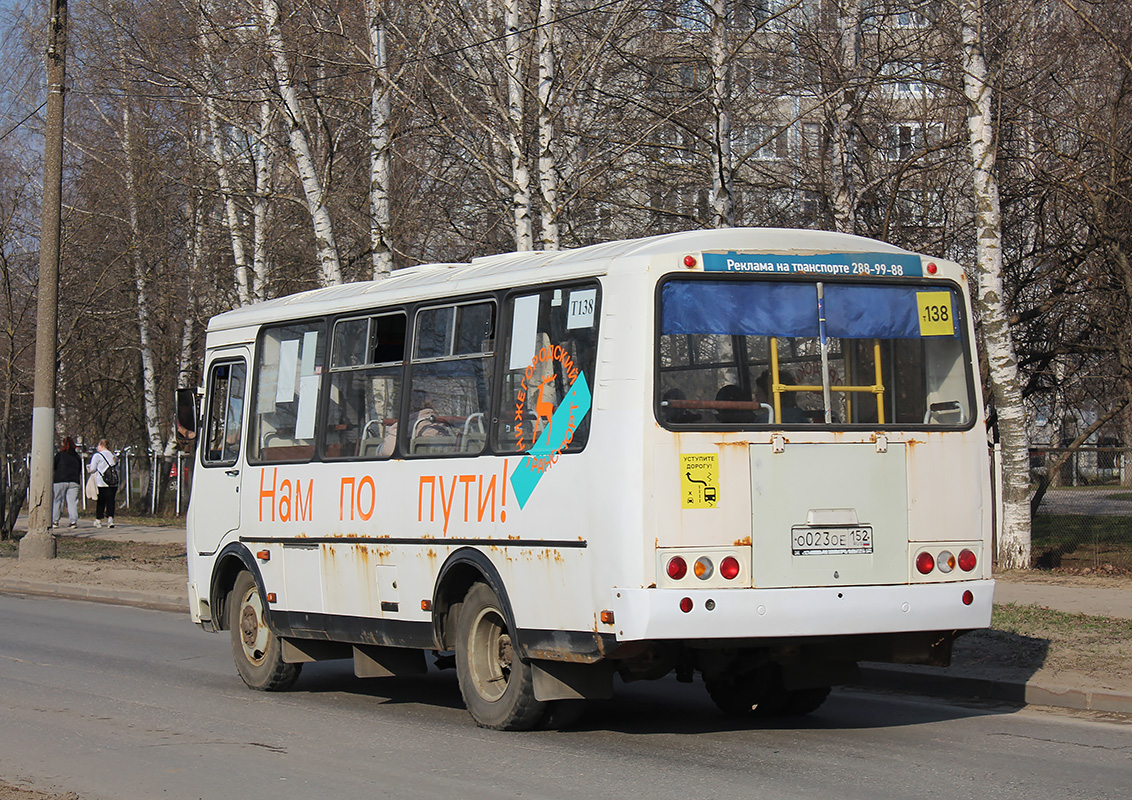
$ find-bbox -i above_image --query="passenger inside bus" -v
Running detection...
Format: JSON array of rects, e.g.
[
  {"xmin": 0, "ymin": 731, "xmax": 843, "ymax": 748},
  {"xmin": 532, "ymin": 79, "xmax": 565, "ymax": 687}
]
[
  {"xmin": 757, "ymin": 370, "xmax": 811, "ymax": 424},
  {"xmin": 662, "ymin": 388, "xmax": 701, "ymax": 424},
  {"xmin": 714, "ymin": 384, "xmax": 757, "ymax": 424}
]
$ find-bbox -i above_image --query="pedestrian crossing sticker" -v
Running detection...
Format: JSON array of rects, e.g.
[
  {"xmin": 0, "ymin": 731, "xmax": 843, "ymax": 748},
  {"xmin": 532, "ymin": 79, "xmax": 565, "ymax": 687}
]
[{"xmin": 681, "ymin": 453, "xmax": 719, "ymax": 508}]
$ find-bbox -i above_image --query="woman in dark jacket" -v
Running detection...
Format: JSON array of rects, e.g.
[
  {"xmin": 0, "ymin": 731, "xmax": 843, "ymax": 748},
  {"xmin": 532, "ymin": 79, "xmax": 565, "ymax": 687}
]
[{"xmin": 52, "ymin": 436, "xmax": 83, "ymax": 528}]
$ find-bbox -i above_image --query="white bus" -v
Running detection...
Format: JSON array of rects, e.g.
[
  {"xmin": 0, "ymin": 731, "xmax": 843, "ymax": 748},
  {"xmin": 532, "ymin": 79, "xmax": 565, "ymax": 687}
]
[{"xmin": 181, "ymin": 228, "xmax": 994, "ymax": 730}]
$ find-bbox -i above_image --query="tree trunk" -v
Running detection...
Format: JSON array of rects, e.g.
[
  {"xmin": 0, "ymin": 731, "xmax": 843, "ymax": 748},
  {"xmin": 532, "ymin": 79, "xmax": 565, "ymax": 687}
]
[
  {"xmin": 121, "ymin": 97, "xmax": 165, "ymax": 458},
  {"xmin": 262, "ymin": 0, "xmax": 343, "ymax": 286},
  {"xmin": 536, "ymin": 0, "xmax": 561, "ymax": 250},
  {"xmin": 504, "ymin": 0, "xmax": 533, "ymax": 251},
  {"xmin": 252, "ymin": 98, "xmax": 273, "ymax": 302},
  {"xmin": 203, "ymin": 90, "xmax": 252, "ymax": 306},
  {"xmin": 365, "ymin": 0, "xmax": 395, "ymax": 277},
  {"xmin": 830, "ymin": 0, "xmax": 861, "ymax": 234},
  {"xmin": 709, "ymin": 0, "xmax": 734, "ymax": 229},
  {"xmin": 961, "ymin": 0, "xmax": 1031, "ymax": 569}
]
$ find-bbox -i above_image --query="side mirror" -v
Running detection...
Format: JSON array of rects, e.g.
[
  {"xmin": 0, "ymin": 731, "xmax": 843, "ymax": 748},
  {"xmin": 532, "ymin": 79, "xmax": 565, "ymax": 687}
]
[{"xmin": 176, "ymin": 387, "xmax": 199, "ymax": 439}]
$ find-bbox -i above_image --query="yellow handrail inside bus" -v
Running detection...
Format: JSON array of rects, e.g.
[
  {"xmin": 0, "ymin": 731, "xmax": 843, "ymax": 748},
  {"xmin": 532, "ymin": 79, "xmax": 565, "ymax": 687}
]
[{"xmin": 767, "ymin": 337, "xmax": 885, "ymax": 423}]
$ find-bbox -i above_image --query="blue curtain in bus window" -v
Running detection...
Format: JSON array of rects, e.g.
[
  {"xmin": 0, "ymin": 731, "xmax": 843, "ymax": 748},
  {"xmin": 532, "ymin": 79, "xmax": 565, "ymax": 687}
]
[
  {"xmin": 824, "ymin": 285, "xmax": 958, "ymax": 339},
  {"xmin": 661, "ymin": 281, "xmax": 819, "ymax": 337}
]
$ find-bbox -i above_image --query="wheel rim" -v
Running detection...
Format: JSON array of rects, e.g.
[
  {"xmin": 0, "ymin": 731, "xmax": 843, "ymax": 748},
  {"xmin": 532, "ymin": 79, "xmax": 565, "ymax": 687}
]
[
  {"xmin": 237, "ymin": 584, "xmax": 270, "ymax": 666},
  {"xmin": 467, "ymin": 605, "xmax": 511, "ymax": 703}
]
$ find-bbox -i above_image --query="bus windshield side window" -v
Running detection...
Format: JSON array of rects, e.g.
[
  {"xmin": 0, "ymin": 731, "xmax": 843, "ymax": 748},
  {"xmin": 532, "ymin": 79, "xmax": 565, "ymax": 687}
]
[
  {"xmin": 203, "ymin": 360, "xmax": 246, "ymax": 466},
  {"xmin": 250, "ymin": 321, "xmax": 326, "ymax": 462},
  {"xmin": 493, "ymin": 283, "xmax": 600, "ymax": 454},
  {"xmin": 404, "ymin": 301, "xmax": 495, "ymax": 457},
  {"xmin": 323, "ymin": 312, "xmax": 406, "ymax": 460},
  {"xmin": 658, "ymin": 279, "xmax": 972, "ymax": 428}
]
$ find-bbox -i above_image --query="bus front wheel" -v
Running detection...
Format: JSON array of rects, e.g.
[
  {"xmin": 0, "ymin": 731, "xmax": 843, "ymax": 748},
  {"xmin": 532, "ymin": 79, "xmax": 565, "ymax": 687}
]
[
  {"xmin": 228, "ymin": 570, "xmax": 301, "ymax": 691},
  {"xmin": 454, "ymin": 582, "xmax": 546, "ymax": 730}
]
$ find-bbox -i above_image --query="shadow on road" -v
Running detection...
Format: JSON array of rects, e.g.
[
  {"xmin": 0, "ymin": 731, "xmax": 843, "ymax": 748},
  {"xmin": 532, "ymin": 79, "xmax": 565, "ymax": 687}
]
[{"xmin": 281, "ymin": 658, "xmax": 1022, "ymax": 735}]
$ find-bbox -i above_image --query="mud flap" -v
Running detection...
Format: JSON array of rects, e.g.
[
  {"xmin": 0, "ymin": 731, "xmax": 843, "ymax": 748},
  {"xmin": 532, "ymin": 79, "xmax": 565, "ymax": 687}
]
[{"xmin": 532, "ymin": 659, "xmax": 615, "ymax": 701}]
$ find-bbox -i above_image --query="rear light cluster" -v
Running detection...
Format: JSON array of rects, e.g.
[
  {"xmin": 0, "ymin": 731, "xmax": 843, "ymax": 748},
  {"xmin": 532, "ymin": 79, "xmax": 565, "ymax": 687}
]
[
  {"xmin": 666, "ymin": 554, "xmax": 741, "ymax": 583},
  {"xmin": 916, "ymin": 548, "xmax": 977, "ymax": 576}
]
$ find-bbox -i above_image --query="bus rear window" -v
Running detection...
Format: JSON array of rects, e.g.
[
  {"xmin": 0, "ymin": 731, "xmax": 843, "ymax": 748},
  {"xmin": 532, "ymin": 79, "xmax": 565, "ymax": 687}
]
[{"xmin": 657, "ymin": 278, "xmax": 973, "ymax": 428}]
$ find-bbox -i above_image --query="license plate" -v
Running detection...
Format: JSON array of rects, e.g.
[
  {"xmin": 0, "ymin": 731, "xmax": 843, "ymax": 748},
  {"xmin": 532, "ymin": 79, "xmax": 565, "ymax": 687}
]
[{"xmin": 791, "ymin": 525, "xmax": 873, "ymax": 556}]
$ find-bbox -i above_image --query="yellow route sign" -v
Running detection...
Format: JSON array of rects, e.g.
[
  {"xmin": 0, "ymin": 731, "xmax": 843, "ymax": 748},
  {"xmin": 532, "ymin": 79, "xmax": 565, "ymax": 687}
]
[
  {"xmin": 681, "ymin": 453, "xmax": 719, "ymax": 508},
  {"xmin": 917, "ymin": 291, "xmax": 953, "ymax": 336}
]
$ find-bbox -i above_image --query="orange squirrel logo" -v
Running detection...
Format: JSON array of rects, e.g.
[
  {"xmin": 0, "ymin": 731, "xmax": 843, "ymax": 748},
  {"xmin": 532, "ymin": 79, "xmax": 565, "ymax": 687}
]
[{"xmin": 535, "ymin": 374, "xmax": 555, "ymax": 438}]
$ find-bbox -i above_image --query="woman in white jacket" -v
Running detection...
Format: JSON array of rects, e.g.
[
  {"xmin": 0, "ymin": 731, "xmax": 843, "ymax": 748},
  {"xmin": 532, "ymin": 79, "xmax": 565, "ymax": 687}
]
[{"xmin": 88, "ymin": 439, "xmax": 119, "ymax": 528}]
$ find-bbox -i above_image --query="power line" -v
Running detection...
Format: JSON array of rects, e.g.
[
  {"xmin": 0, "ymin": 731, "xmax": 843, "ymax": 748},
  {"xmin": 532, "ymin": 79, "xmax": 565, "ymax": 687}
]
[{"xmin": 0, "ymin": 100, "xmax": 46, "ymax": 143}]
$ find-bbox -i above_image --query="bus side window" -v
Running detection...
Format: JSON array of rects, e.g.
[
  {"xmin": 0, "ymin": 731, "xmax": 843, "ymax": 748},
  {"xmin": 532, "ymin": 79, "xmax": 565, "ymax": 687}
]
[
  {"xmin": 324, "ymin": 312, "xmax": 405, "ymax": 460},
  {"xmin": 250, "ymin": 321, "xmax": 325, "ymax": 463},
  {"xmin": 493, "ymin": 284, "xmax": 599, "ymax": 454},
  {"xmin": 405, "ymin": 301, "xmax": 495, "ymax": 457},
  {"xmin": 203, "ymin": 360, "xmax": 246, "ymax": 466}
]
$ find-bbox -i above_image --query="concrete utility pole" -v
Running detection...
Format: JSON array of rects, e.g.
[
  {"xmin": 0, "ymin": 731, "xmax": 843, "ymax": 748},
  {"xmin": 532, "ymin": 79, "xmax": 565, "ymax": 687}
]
[{"xmin": 21, "ymin": 0, "xmax": 68, "ymax": 561}]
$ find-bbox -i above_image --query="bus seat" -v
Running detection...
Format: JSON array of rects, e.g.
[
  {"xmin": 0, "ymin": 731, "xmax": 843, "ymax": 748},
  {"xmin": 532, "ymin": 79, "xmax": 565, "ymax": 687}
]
[
  {"xmin": 359, "ymin": 437, "xmax": 385, "ymax": 458},
  {"xmin": 357, "ymin": 419, "xmax": 385, "ymax": 457},
  {"xmin": 410, "ymin": 435, "xmax": 461, "ymax": 455}
]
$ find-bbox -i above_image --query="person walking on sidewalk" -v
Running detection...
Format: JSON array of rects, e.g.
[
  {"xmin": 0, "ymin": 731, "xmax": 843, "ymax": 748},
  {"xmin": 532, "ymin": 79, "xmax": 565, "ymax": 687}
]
[
  {"xmin": 88, "ymin": 439, "xmax": 120, "ymax": 528},
  {"xmin": 52, "ymin": 436, "xmax": 82, "ymax": 528}
]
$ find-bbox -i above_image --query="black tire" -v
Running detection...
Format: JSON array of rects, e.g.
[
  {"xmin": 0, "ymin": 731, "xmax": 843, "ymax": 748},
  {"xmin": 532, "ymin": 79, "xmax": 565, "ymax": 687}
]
[
  {"xmin": 228, "ymin": 570, "xmax": 301, "ymax": 691},
  {"xmin": 781, "ymin": 686, "xmax": 831, "ymax": 716},
  {"xmin": 540, "ymin": 700, "xmax": 588, "ymax": 730},
  {"xmin": 705, "ymin": 678, "xmax": 763, "ymax": 716},
  {"xmin": 706, "ymin": 664, "xmax": 799, "ymax": 717},
  {"xmin": 454, "ymin": 582, "xmax": 547, "ymax": 730}
]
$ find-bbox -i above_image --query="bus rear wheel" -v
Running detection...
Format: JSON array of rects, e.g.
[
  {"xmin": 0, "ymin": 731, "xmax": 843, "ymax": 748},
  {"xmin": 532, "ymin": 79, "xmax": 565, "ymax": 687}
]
[
  {"xmin": 455, "ymin": 582, "xmax": 546, "ymax": 730},
  {"xmin": 228, "ymin": 570, "xmax": 301, "ymax": 691},
  {"xmin": 706, "ymin": 664, "xmax": 829, "ymax": 717}
]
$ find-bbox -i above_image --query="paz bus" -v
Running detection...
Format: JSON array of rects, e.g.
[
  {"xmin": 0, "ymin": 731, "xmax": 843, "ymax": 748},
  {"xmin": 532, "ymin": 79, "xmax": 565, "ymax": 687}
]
[{"xmin": 180, "ymin": 228, "xmax": 994, "ymax": 730}]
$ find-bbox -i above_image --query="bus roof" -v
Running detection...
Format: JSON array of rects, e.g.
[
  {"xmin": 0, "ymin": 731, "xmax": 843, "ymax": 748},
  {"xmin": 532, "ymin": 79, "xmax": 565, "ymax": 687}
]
[{"xmin": 207, "ymin": 228, "xmax": 924, "ymax": 334}]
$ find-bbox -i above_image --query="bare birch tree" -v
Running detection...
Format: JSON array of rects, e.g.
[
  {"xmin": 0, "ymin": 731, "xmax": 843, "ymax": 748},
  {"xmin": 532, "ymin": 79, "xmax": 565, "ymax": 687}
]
[
  {"xmin": 364, "ymin": 0, "xmax": 395, "ymax": 277},
  {"xmin": 536, "ymin": 0, "xmax": 561, "ymax": 248},
  {"xmin": 960, "ymin": 0, "xmax": 1030, "ymax": 568},
  {"xmin": 503, "ymin": 0, "xmax": 534, "ymax": 249},
  {"xmin": 828, "ymin": 0, "xmax": 862, "ymax": 233},
  {"xmin": 708, "ymin": 0, "xmax": 734, "ymax": 228},
  {"xmin": 261, "ymin": 0, "xmax": 343, "ymax": 286}
]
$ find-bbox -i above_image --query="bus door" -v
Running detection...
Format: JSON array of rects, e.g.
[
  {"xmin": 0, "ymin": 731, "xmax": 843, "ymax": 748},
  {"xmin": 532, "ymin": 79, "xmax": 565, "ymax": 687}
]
[{"xmin": 194, "ymin": 349, "xmax": 250, "ymax": 554}]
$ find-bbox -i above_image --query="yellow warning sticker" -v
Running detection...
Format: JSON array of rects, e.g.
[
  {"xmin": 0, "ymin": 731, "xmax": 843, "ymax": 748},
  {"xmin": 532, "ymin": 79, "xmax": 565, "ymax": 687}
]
[
  {"xmin": 916, "ymin": 291, "xmax": 953, "ymax": 337},
  {"xmin": 681, "ymin": 453, "xmax": 720, "ymax": 508}
]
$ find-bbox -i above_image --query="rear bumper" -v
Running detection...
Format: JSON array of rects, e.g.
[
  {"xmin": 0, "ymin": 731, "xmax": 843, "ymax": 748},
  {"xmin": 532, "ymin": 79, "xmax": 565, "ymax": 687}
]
[{"xmin": 609, "ymin": 580, "xmax": 994, "ymax": 642}]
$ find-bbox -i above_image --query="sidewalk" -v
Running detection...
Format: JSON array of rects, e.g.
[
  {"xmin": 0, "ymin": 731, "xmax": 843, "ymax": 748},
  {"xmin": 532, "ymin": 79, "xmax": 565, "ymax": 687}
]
[{"xmin": 2, "ymin": 518, "xmax": 1130, "ymax": 716}]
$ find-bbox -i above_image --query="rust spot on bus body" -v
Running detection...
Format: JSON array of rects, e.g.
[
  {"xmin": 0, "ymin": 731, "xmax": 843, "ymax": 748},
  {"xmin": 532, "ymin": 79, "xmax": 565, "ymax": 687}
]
[{"xmin": 734, "ymin": 536, "xmax": 751, "ymax": 546}]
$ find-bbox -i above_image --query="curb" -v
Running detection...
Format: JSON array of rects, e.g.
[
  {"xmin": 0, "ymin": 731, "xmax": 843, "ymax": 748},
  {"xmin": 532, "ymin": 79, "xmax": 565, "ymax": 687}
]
[
  {"xmin": 0, "ymin": 579, "xmax": 184, "ymax": 614},
  {"xmin": 858, "ymin": 664, "xmax": 1132, "ymax": 715}
]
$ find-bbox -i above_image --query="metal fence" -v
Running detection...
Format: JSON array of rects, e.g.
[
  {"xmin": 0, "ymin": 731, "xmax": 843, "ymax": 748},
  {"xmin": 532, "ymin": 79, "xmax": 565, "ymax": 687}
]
[
  {"xmin": 10, "ymin": 450, "xmax": 195, "ymax": 518},
  {"xmin": 1029, "ymin": 447, "xmax": 1132, "ymax": 572}
]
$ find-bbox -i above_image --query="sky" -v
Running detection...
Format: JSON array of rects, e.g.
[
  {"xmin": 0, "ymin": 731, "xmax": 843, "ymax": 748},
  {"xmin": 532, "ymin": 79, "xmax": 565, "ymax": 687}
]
[{"xmin": 0, "ymin": 1, "xmax": 44, "ymax": 147}]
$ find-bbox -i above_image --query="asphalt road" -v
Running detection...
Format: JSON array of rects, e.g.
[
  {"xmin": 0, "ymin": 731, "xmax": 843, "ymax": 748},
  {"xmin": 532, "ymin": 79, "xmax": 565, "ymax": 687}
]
[{"xmin": 2, "ymin": 595, "xmax": 1130, "ymax": 800}]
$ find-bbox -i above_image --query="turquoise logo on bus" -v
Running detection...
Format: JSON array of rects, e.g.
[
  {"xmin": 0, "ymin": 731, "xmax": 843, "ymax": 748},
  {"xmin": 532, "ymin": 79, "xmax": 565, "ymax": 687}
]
[
  {"xmin": 510, "ymin": 372, "xmax": 592, "ymax": 509},
  {"xmin": 702, "ymin": 252, "xmax": 922, "ymax": 278}
]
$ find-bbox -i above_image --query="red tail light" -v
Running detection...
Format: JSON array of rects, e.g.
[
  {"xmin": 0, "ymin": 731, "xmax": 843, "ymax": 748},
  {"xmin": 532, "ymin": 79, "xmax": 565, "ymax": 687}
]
[
  {"xmin": 679, "ymin": 597, "xmax": 693, "ymax": 613},
  {"xmin": 915, "ymin": 551, "xmax": 935, "ymax": 574},
  {"xmin": 720, "ymin": 556, "xmax": 740, "ymax": 580},
  {"xmin": 958, "ymin": 549, "xmax": 977, "ymax": 572},
  {"xmin": 667, "ymin": 556, "xmax": 688, "ymax": 580},
  {"xmin": 962, "ymin": 590, "xmax": 974, "ymax": 606}
]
